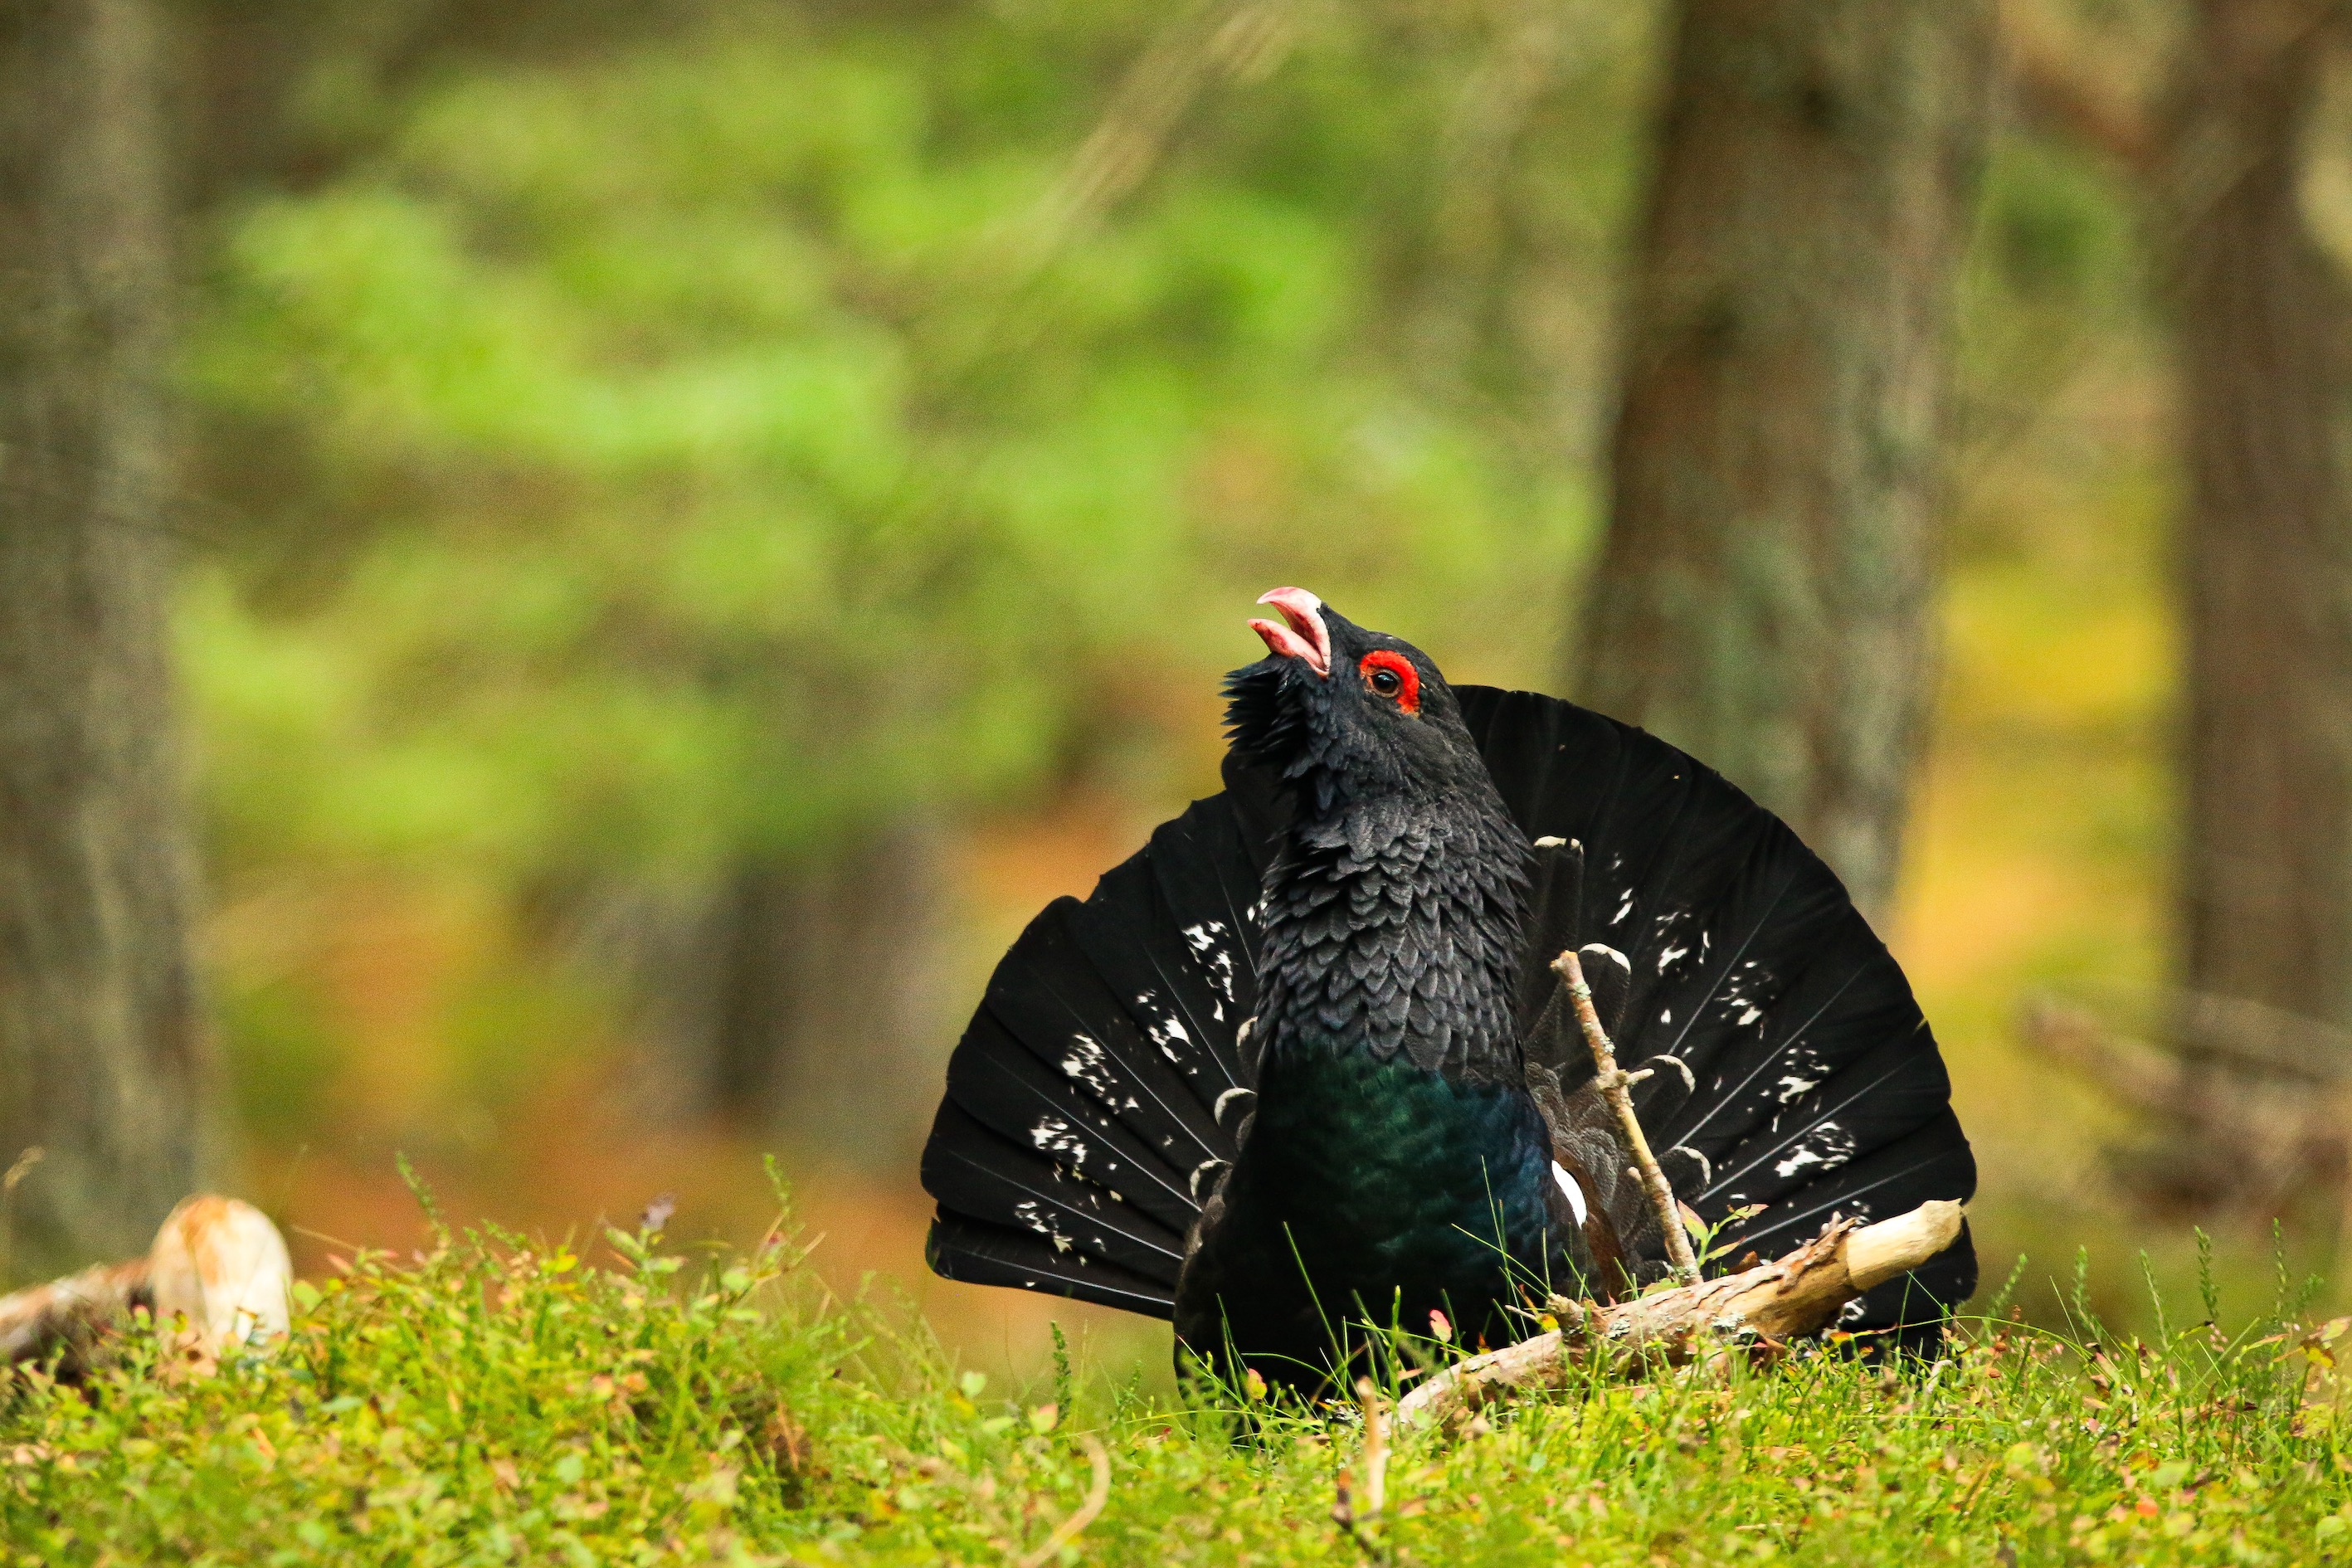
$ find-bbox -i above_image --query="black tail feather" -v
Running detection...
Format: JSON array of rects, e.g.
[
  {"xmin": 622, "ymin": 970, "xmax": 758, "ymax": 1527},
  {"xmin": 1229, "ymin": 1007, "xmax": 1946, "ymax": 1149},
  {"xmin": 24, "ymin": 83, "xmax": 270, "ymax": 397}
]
[
  {"xmin": 1457, "ymin": 687, "xmax": 1978, "ymax": 1325},
  {"xmin": 1516, "ymin": 836, "xmax": 1586, "ymax": 1030},
  {"xmin": 921, "ymin": 1101, "xmax": 1191, "ymax": 1282},
  {"xmin": 920, "ymin": 792, "xmax": 1264, "ymax": 1315},
  {"xmin": 924, "ymin": 686, "xmax": 1978, "ymax": 1336},
  {"xmin": 939, "ymin": 1004, "xmax": 1201, "ymax": 1232},
  {"xmin": 924, "ymin": 1210, "xmax": 1179, "ymax": 1317}
]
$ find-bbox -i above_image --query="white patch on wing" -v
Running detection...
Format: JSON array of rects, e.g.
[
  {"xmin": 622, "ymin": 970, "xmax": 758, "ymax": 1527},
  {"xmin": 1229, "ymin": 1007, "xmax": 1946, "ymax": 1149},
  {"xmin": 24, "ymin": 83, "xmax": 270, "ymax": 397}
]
[
  {"xmin": 1551, "ymin": 1162, "xmax": 1589, "ymax": 1225},
  {"xmin": 1658, "ymin": 945, "xmax": 1688, "ymax": 973},
  {"xmin": 1611, "ymin": 890, "xmax": 1634, "ymax": 927}
]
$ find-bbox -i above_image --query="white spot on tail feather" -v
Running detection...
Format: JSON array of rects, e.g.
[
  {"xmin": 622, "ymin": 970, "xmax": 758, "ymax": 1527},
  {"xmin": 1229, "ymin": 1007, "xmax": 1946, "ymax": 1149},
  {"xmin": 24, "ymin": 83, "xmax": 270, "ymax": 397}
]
[
  {"xmin": 1012, "ymin": 1200, "xmax": 1075, "ymax": 1254},
  {"xmin": 1030, "ymin": 1116, "xmax": 1088, "ymax": 1169},
  {"xmin": 1060, "ymin": 1034, "xmax": 1116, "ymax": 1098},
  {"xmin": 1774, "ymin": 1047, "xmax": 1829, "ymax": 1103},
  {"xmin": 1181, "ymin": 920, "xmax": 1239, "ymax": 1013},
  {"xmin": 1134, "ymin": 989, "xmax": 1193, "ymax": 1064},
  {"xmin": 1771, "ymin": 1121, "xmax": 1856, "ymax": 1180}
]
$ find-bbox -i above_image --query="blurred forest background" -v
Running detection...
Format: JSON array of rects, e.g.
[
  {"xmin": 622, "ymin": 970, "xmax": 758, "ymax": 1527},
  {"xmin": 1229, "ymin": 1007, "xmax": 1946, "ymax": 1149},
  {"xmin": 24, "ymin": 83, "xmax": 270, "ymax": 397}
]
[{"xmin": 5, "ymin": 0, "xmax": 2350, "ymax": 1380}]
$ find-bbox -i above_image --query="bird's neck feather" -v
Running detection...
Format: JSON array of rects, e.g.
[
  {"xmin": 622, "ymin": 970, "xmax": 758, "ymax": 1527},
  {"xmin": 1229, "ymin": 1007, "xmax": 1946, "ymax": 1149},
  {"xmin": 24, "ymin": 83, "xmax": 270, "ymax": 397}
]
[{"xmin": 1253, "ymin": 782, "xmax": 1529, "ymax": 1084}]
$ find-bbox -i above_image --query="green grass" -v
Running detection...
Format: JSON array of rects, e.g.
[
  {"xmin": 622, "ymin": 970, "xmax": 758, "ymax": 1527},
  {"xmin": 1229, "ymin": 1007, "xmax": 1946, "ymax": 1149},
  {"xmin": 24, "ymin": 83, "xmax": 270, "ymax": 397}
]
[{"xmin": 7, "ymin": 1193, "xmax": 2352, "ymax": 1566}]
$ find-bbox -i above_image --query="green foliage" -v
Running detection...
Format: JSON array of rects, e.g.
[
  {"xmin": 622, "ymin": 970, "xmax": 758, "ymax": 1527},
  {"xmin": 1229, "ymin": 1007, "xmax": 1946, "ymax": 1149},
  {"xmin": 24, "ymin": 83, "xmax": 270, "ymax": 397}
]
[
  {"xmin": 10, "ymin": 1200, "xmax": 2352, "ymax": 1565},
  {"xmin": 185, "ymin": 2, "xmax": 1640, "ymax": 884}
]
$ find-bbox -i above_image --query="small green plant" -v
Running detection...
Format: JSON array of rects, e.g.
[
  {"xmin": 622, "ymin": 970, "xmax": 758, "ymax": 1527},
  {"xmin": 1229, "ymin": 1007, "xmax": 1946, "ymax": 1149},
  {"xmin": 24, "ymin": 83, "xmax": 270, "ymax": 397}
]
[
  {"xmin": 1685, "ymin": 1201, "xmax": 1769, "ymax": 1275},
  {"xmin": 7, "ymin": 1194, "xmax": 2352, "ymax": 1566}
]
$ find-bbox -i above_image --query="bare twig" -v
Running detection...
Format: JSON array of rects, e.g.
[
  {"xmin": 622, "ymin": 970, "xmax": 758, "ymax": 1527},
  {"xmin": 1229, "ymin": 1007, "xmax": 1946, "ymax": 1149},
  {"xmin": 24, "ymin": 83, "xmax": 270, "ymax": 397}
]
[
  {"xmin": 1394, "ymin": 1200, "xmax": 1966, "ymax": 1431},
  {"xmin": 1552, "ymin": 947, "xmax": 1700, "ymax": 1285},
  {"xmin": 1020, "ymin": 0, "xmax": 1303, "ymax": 268},
  {"xmin": 1330, "ymin": 1376, "xmax": 1393, "ymax": 1559},
  {"xmin": 0, "ymin": 1146, "xmax": 44, "ymax": 1283},
  {"xmin": 2, "ymin": 1147, "xmax": 44, "ymax": 1198},
  {"xmin": 1354, "ymin": 1376, "xmax": 1387, "ymax": 1517},
  {"xmin": 1015, "ymin": 1433, "xmax": 1111, "ymax": 1568}
]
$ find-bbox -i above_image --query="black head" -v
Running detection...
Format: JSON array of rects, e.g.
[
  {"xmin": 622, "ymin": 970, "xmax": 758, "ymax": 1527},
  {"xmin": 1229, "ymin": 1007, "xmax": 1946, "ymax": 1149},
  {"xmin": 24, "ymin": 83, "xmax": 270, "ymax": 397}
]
[{"xmin": 1223, "ymin": 587, "xmax": 1490, "ymax": 808}]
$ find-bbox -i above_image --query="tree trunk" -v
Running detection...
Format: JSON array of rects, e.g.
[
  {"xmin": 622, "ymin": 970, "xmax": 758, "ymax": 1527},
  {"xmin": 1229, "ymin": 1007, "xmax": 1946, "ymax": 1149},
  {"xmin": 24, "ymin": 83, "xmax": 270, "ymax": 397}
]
[
  {"xmin": 1576, "ymin": 0, "xmax": 1995, "ymax": 922},
  {"xmin": 2170, "ymin": 0, "xmax": 2352, "ymax": 1033},
  {"xmin": 2122, "ymin": 0, "xmax": 2352, "ymax": 1216},
  {"xmin": 706, "ymin": 822, "xmax": 947, "ymax": 1159},
  {"xmin": 592, "ymin": 821, "xmax": 948, "ymax": 1162},
  {"xmin": 0, "ymin": 0, "xmax": 208, "ymax": 1278}
]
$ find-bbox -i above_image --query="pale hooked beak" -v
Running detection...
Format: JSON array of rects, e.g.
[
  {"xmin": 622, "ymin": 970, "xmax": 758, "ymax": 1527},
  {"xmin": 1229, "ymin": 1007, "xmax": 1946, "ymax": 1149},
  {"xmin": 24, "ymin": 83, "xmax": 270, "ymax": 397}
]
[{"xmin": 1248, "ymin": 587, "xmax": 1331, "ymax": 677}]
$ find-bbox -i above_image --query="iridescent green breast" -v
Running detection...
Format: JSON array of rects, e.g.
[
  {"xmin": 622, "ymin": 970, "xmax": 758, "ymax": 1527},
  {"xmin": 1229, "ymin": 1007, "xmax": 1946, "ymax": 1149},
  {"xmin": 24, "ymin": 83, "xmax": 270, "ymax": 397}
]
[{"xmin": 1173, "ymin": 1048, "xmax": 1563, "ymax": 1385}]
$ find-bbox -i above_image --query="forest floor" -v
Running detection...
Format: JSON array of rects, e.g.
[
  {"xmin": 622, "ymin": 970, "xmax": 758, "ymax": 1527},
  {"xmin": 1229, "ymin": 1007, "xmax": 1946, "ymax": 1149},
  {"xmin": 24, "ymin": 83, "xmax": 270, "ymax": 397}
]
[{"xmin": 6, "ymin": 1190, "xmax": 2350, "ymax": 1567}]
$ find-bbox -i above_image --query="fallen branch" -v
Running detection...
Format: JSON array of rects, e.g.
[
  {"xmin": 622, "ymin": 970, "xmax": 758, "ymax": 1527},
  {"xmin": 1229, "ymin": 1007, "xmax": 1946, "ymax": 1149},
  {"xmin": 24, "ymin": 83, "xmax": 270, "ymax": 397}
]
[
  {"xmin": 1395, "ymin": 1199, "xmax": 1965, "ymax": 1430},
  {"xmin": 0, "ymin": 1257, "xmax": 147, "ymax": 1366},
  {"xmin": 1554, "ymin": 947, "xmax": 1699, "ymax": 1285},
  {"xmin": 0, "ymin": 1195, "xmax": 291, "ymax": 1370}
]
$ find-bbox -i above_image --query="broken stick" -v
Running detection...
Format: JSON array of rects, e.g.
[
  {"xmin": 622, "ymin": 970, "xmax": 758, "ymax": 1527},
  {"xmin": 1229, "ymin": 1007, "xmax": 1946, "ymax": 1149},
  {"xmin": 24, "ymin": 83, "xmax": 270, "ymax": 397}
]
[
  {"xmin": 0, "ymin": 1195, "xmax": 292, "ymax": 1370},
  {"xmin": 1553, "ymin": 947, "xmax": 1700, "ymax": 1286},
  {"xmin": 1395, "ymin": 1198, "xmax": 1965, "ymax": 1430}
]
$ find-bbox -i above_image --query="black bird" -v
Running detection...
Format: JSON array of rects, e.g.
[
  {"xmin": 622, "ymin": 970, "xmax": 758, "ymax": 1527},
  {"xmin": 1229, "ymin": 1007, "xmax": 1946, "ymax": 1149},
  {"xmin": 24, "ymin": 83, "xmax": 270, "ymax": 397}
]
[{"xmin": 921, "ymin": 589, "xmax": 1975, "ymax": 1388}]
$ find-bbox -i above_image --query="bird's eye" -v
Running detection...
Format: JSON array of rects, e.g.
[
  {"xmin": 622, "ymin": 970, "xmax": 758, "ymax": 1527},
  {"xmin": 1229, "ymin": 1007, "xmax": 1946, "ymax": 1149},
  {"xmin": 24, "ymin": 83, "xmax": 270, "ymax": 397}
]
[{"xmin": 1356, "ymin": 650, "xmax": 1421, "ymax": 714}]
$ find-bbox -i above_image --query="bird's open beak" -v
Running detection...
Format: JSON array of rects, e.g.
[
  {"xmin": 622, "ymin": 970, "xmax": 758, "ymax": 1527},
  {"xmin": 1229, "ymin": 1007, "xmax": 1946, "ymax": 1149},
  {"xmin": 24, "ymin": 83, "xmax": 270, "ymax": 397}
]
[{"xmin": 1249, "ymin": 587, "xmax": 1331, "ymax": 677}]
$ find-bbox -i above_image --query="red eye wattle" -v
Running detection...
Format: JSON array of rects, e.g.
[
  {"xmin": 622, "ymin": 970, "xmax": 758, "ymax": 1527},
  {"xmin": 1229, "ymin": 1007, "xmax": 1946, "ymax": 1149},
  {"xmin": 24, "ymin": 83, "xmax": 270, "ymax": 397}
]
[{"xmin": 1357, "ymin": 650, "xmax": 1420, "ymax": 714}]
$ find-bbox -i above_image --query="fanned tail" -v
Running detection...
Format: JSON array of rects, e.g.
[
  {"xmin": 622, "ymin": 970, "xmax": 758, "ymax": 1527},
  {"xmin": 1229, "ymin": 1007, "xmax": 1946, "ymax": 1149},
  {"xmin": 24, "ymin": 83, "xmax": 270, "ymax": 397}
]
[
  {"xmin": 1464, "ymin": 687, "xmax": 1977, "ymax": 1341},
  {"xmin": 919, "ymin": 784, "xmax": 1269, "ymax": 1317},
  {"xmin": 923, "ymin": 686, "xmax": 1976, "ymax": 1342}
]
